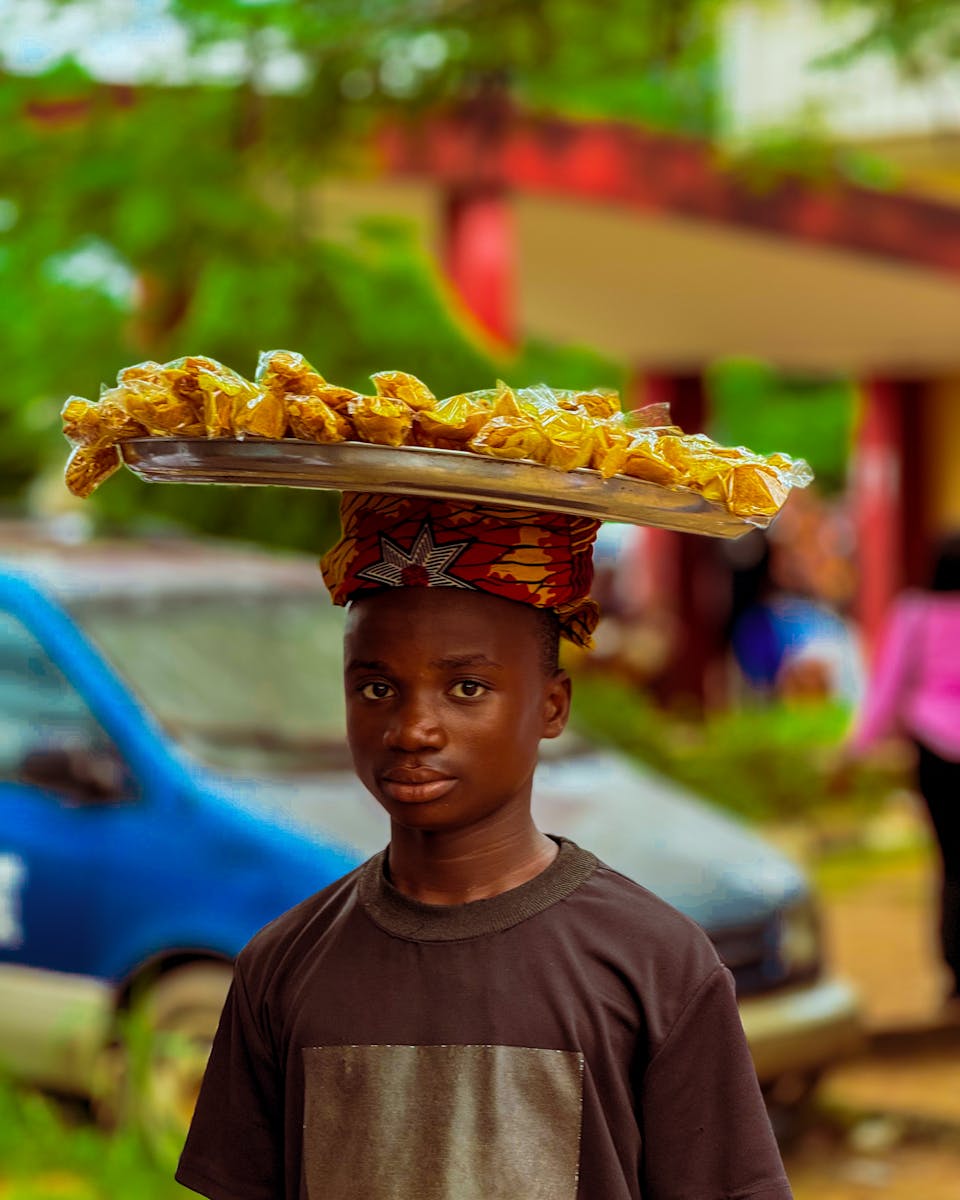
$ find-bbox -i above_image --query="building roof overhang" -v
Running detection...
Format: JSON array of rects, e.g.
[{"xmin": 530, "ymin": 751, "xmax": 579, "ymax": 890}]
[{"xmin": 322, "ymin": 109, "xmax": 960, "ymax": 375}]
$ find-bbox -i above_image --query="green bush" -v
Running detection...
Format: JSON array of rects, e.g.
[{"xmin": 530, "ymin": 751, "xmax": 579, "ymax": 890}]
[
  {"xmin": 0, "ymin": 1076, "xmax": 186, "ymax": 1200},
  {"xmin": 570, "ymin": 674, "xmax": 901, "ymax": 823}
]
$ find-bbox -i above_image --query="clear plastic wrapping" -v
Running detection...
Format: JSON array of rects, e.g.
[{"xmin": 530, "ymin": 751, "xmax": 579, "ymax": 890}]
[{"xmin": 62, "ymin": 353, "xmax": 813, "ymax": 521}]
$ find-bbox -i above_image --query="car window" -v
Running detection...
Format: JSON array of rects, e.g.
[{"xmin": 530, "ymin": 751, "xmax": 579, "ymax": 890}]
[
  {"xmin": 0, "ymin": 609, "xmax": 128, "ymax": 802},
  {"xmin": 68, "ymin": 592, "xmax": 350, "ymax": 776}
]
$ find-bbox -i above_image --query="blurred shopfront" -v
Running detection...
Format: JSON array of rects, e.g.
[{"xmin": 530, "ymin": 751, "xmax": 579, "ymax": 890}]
[{"xmin": 315, "ymin": 100, "xmax": 960, "ymax": 704}]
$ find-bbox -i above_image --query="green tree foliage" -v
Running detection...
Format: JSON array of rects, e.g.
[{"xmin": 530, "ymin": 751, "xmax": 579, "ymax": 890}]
[
  {"xmin": 3, "ymin": 0, "xmax": 939, "ymax": 544},
  {"xmin": 0, "ymin": 43, "xmax": 620, "ymax": 549},
  {"xmin": 815, "ymin": 0, "xmax": 960, "ymax": 80},
  {"xmin": 708, "ymin": 359, "xmax": 856, "ymax": 494}
]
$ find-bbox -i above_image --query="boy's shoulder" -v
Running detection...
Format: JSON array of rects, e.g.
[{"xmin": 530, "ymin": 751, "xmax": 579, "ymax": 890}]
[
  {"xmin": 572, "ymin": 851, "xmax": 717, "ymax": 951},
  {"xmin": 236, "ymin": 855, "xmax": 370, "ymax": 978}
]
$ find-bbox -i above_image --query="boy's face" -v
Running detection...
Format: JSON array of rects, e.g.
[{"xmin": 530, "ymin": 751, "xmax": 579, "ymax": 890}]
[{"xmin": 343, "ymin": 588, "xmax": 570, "ymax": 835}]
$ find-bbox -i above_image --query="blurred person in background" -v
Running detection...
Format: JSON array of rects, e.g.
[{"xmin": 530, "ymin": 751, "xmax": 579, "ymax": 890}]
[
  {"xmin": 848, "ymin": 532, "xmax": 960, "ymax": 1008},
  {"xmin": 727, "ymin": 533, "xmax": 862, "ymax": 706}
]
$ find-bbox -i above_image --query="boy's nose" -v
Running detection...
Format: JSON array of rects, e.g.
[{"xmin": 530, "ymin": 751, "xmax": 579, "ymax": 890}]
[{"xmin": 382, "ymin": 698, "xmax": 446, "ymax": 752}]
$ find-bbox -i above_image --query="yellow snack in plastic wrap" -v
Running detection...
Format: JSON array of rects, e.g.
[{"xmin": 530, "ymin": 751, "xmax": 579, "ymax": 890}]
[
  {"xmin": 64, "ymin": 444, "xmax": 121, "ymax": 498},
  {"xmin": 489, "ymin": 381, "xmax": 526, "ymax": 419},
  {"xmin": 237, "ymin": 391, "xmax": 288, "ymax": 439},
  {"xmin": 651, "ymin": 433, "xmax": 810, "ymax": 518},
  {"xmin": 700, "ymin": 462, "xmax": 788, "ymax": 518},
  {"xmin": 202, "ymin": 364, "xmax": 261, "ymax": 438},
  {"xmin": 61, "ymin": 396, "xmax": 146, "ymax": 449},
  {"xmin": 162, "ymin": 355, "xmax": 257, "ymax": 439},
  {"xmin": 551, "ymin": 388, "xmax": 622, "ymax": 421},
  {"xmin": 580, "ymin": 389, "xmax": 621, "ymax": 419},
  {"xmin": 590, "ymin": 416, "xmax": 632, "ymax": 479},
  {"xmin": 234, "ymin": 389, "xmax": 288, "ymax": 440},
  {"xmin": 349, "ymin": 394, "xmax": 413, "ymax": 448},
  {"xmin": 287, "ymin": 396, "xmax": 352, "ymax": 444},
  {"xmin": 371, "ymin": 370, "xmax": 436, "ymax": 412},
  {"xmin": 117, "ymin": 360, "xmax": 165, "ymax": 386},
  {"xmin": 311, "ymin": 384, "xmax": 362, "ymax": 414},
  {"xmin": 109, "ymin": 374, "xmax": 204, "ymax": 437},
  {"xmin": 255, "ymin": 349, "xmax": 326, "ymax": 398},
  {"xmin": 468, "ymin": 413, "xmax": 550, "ymax": 464},
  {"xmin": 414, "ymin": 392, "xmax": 493, "ymax": 448},
  {"xmin": 620, "ymin": 430, "xmax": 684, "ymax": 488},
  {"xmin": 538, "ymin": 406, "xmax": 594, "ymax": 471}
]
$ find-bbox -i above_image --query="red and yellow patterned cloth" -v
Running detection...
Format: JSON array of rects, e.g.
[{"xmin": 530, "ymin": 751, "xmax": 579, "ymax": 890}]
[{"xmin": 320, "ymin": 493, "xmax": 601, "ymax": 648}]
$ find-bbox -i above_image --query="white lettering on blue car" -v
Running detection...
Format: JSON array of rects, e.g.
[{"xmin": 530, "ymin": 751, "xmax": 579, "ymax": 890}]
[{"xmin": 0, "ymin": 853, "xmax": 26, "ymax": 949}]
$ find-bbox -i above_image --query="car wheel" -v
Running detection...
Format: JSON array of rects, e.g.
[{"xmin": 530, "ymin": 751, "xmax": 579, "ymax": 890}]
[{"xmin": 94, "ymin": 961, "xmax": 232, "ymax": 1153}]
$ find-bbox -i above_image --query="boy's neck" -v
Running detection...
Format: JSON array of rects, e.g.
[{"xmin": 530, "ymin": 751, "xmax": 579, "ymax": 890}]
[{"xmin": 386, "ymin": 809, "xmax": 558, "ymax": 905}]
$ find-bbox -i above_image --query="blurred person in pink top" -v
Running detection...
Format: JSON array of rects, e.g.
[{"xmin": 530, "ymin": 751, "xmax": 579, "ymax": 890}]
[{"xmin": 850, "ymin": 532, "xmax": 960, "ymax": 1003}]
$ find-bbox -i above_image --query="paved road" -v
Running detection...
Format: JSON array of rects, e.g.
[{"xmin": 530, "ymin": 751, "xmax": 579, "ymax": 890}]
[{"xmin": 775, "ymin": 805, "xmax": 960, "ymax": 1198}]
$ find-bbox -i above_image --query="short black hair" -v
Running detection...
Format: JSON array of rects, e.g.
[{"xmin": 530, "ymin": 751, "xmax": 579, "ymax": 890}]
[{"xmin": 535, "ymin": 608, "xmax": 561, "ymax": 677}]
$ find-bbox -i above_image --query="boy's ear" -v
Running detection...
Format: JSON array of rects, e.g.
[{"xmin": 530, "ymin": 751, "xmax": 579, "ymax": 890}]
[{"xmin": 541, "ymin": 670, "xmax": 572, "ymax": 740}]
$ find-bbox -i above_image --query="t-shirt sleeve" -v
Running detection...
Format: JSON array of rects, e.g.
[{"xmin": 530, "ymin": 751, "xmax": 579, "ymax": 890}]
[
  {"xmin": 176, "ymin": 959, "xmax": 284, "ymax": 1200},
  {"xmin": 638, "ymin": 964, "xmax": 793, "ymax": 1200}
]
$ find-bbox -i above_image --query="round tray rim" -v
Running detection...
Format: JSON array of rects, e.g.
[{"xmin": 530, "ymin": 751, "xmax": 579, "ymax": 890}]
[{"xmin": 119, "ymin": 437, "xmax": 771, "ymax": 538}]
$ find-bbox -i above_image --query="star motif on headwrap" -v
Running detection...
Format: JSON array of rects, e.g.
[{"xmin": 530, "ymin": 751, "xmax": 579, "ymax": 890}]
[{"xmin": 356, "ymin": 521, "xmax": 475, "ymax": 591}]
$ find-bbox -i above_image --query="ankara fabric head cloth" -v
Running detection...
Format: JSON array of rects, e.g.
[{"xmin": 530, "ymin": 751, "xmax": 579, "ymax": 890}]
[{"xmin": 321, "ymin": 493, "xmax": 601, "ymax": 649}]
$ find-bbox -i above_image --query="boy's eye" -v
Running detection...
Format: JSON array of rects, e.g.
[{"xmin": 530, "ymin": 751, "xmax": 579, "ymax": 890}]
[
  {"xmin": 359, "ymin": 681, "xmax": 394, "ymax": 700},
  {"xmin": 449, "ymin": 679, "xmax": 488, "ymax": 699}
]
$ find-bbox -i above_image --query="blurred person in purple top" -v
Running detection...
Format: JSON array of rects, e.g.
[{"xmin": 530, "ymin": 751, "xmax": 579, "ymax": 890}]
[{"xmin": 850, "ymin": 532, "xmax": 960, "ymax": 1003}]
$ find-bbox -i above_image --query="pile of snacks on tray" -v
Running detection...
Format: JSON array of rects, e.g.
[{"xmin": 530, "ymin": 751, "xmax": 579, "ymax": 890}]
[{"xmin": 62, "ymin": 351, "xmax": 813, "ymax": 518}]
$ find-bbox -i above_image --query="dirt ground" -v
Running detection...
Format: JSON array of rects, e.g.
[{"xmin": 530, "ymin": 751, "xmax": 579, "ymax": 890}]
[{"xmin": 773, "ymin": 804, "xmax": 960, "ymax": 1198}]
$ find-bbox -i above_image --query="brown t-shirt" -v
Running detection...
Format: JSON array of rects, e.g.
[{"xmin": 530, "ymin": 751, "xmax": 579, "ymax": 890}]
[{"xmin": 177, "ymin": 837, "xmax": 793, "ymax": 1200}]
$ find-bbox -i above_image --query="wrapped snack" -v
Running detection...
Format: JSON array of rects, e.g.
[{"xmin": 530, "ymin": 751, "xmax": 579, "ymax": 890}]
[
  {"xmin": 287, "ymin": 395, "xmax": 353, "ymax": 444},
  {"xmin": 620, "ymin": 430, "xmax": 684, "ymax": 488},
  {"xmin": 468, "ymin": 383, "xmax": 555, "ymax": 465},
  {"xmin": 589, "ymin": 415, "xmax": 632, "ymax": 479},
  {"xmin": 255, "ymin": 349, "xmax": 326, "ymax": 399},
  {"xmin": 414, "ymin": 391, "xmax": 494, "ymax": 449},
  {"xmin": 107, "ymin": 360, "xmax": 204, "ymax": 437},
  {"xmin": 61, "ymin": 395, "xmax": 145, "ymax": 450},
  {"xmin": 489, "ymin": 381, "xmax": 527, "ymax": 419},
  {"xmin": 653, "ymin": 433, "xmax": 811, "ymax": 519},
  {"xmin": 701, "ymin": 461, "xmax": 789, "ymax": 518},
  {"xmin": 371, "ymin": 370, "xmax": 435, "ymax": 412},
  {"xmin": 310, "ymin": 384, "xmax": 362, "ymax": 415},
  {"xmin": 469, "ymin": 416, "xmax": 548, "ymax": 463},
  {"xmin": 550, "ymin": 388, "xmax": 622, "ymax": 421},
  {"xmin": 255, "ymin": 350, "xmax": 357, "ymax": 436},
  {"xmin": 117, "ymin": 360, "xmax": 166, "ymax": 386},
  {"xmin": 538, "ymin": 405, "xmax": 594, "ymax": 471},
  {"xmin": 234, "ymin": 389, "xmax": 288, "ymax": 440},
  {"xmin": 348, "ymin": 394, "xmax": 414, "ymax": 448},
  {"xmin": 164, "ymin": 355, "xmax": 260, "ymax": 439},
  {"xmin": 64, "ymin": 443, "xmax": 121, "ymax": 498}
]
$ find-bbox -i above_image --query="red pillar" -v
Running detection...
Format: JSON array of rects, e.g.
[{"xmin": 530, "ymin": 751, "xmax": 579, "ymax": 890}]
[
  {"xmin": 627, "ymin": 371, "xmax": 725, "ymax": 710},
  {"xmin": 443, "ymin": 185, "xmax": 515, "ymax": 346},
  {"xmin": 853, "ymin": 380, "xmax": 906, "ymax": 658},
  {"xmin": 853, "ymin": 378, "xmax": 929, "ymax": 658}
]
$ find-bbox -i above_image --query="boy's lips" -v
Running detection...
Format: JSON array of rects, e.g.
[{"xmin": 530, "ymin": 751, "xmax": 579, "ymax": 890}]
[{"xmin": 379, "ymin": 767, "xmax": 458, "ymax": 804}]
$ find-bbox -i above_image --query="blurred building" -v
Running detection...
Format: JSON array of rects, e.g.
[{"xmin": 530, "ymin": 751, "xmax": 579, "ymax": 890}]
[
  {"xmin": 28, "ymin": 4, "xmax": 960, "ymax": 703},
  {"xmin": 319, "ymin": 51, "xmax": 960, "ymax": 700}
]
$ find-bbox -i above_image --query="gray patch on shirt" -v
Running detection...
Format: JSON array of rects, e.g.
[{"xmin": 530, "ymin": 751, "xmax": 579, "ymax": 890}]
[{"xmin": 302, "ymin": 1043, "xmax": 584, "ymax": 1199}]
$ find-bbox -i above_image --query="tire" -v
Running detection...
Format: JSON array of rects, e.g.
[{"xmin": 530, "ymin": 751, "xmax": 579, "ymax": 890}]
[{"xmin": 94, "ymin": 961, "xmax": 233, "ymax": 1153}]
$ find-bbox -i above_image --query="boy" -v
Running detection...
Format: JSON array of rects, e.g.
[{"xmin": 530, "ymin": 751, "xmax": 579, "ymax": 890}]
[{"xmin": 176, "ymin": 493, "xmax": 793, "ymax": 1200}]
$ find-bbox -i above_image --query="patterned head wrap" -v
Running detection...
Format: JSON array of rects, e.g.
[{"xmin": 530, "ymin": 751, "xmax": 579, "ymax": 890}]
[{"xmin": 321, "ymin": 493, "xmax": 601, "ymax": 649}]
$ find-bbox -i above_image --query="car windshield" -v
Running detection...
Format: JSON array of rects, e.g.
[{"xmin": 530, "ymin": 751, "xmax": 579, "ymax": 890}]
[{"xmin": 67, "ymin": 591, "xmax": 352, "ymax": 776}]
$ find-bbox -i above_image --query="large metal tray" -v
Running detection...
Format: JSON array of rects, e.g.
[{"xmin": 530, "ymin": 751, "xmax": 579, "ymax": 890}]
[{"xmin": 120, "ymin": 438, "xmax": 768, "ymax": 538}]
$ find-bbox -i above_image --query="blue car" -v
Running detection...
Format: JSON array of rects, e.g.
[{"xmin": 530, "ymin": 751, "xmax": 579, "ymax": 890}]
[{"xmin": 0, "ymin": 525, "xmax": 861, "ymax": 1134}]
